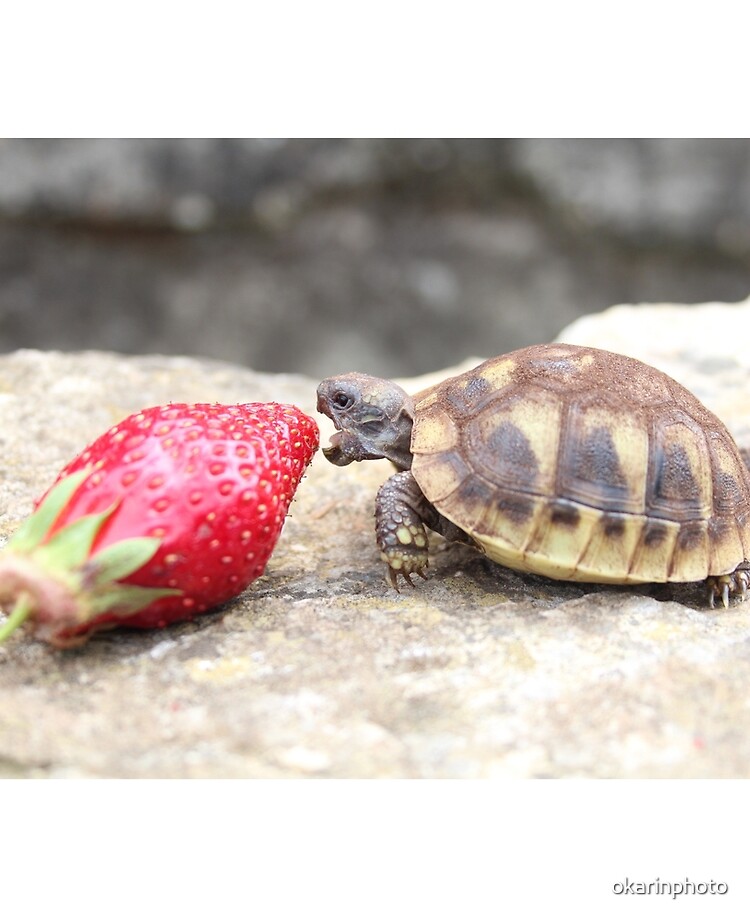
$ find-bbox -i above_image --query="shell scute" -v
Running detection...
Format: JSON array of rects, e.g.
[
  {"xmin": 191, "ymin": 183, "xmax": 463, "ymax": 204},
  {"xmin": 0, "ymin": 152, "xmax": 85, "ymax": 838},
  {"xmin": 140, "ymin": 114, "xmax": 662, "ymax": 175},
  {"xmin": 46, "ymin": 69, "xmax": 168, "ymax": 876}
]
[
  {"xmin": 521, "ymin": 346, "xmax": 596, "ymax": 392},
  {"xmin": 465, "ymin": 386, "xmax": 561, "ymax": 496},
  {"xmin": 707, "ymin": 431, "xmax": 749, "ymax": 514},
  {"xmin": 472, "ymin": 356, "xmax": 519, "ymax": 393},
  {"xmin": 472, "ymin": 494, "xmax": 543, "ymax": 566},
  {"xmin": 559, "ymin": 394, "xmax": 649, "ymax": 514},
  {"xmin": 647, "ymin": 410, "xmax": 713, "ymax": 521},
  {"xmin": 629, "ymin": 519, "xmax": 681, "ymax": 582},
  {"xmin": 707, "ymin": 517, "xmax": 745, "ymax": 574},
  {"xmin": 519, "ymin": 500, "xmax": 601, "ymax": 580},
  {"xmin": 441, "ymin": 375, "xmax": 494, "ymax": 418},
  {"xmin": 410, "ymin": 405, "xmax": 458, "ymax": 455},
  {"xmin": 575, "ymin": 512, "xmax": 644, "ymax": 582},
  {"xmin": 669, "ymin": 520, "xmax": 710, "ymax": 581},
  {"xmin": 411, "ymin": 451, "xmax": 469, "ymax": 504}
]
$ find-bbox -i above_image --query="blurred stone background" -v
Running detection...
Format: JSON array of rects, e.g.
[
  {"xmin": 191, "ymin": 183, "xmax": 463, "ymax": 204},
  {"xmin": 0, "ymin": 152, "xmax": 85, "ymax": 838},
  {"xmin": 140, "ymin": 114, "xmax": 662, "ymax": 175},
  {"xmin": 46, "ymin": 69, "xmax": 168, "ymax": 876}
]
[{"xmin": 1, "ymin": 138, "xmax": 749, "ymax": 379}]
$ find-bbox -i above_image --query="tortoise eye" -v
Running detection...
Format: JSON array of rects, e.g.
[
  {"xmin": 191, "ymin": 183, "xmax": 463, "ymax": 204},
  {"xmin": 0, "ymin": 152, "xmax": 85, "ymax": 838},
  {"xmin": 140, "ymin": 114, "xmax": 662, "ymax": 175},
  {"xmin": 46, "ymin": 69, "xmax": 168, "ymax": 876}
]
[{"xmin": 332, "ymin": 392, "xmax": 355, "ymax": 410}]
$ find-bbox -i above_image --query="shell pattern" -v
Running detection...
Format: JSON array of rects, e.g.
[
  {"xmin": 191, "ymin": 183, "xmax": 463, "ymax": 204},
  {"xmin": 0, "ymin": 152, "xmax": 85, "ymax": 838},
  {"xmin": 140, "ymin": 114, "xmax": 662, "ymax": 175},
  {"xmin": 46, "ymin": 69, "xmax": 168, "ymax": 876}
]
[{"xmin": 411, "ymin": 344, "xmax": 750, "ymax": 584}]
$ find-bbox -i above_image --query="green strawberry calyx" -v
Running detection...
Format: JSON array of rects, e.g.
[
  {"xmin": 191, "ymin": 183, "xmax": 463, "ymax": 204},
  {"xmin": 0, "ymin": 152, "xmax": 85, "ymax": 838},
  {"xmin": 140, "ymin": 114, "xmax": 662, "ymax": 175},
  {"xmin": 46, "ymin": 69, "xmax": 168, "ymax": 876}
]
[{"xmin": 0, "ymin": 469, "xmax": 181, "ymax": 646}]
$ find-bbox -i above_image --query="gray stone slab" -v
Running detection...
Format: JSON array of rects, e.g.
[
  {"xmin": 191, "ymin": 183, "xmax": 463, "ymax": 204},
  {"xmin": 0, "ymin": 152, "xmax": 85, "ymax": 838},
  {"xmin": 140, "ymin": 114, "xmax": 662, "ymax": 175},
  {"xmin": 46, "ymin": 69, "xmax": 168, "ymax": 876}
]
[{"xmin": 2, "ymin": 306, "xmax": 750, "ymax": 777}]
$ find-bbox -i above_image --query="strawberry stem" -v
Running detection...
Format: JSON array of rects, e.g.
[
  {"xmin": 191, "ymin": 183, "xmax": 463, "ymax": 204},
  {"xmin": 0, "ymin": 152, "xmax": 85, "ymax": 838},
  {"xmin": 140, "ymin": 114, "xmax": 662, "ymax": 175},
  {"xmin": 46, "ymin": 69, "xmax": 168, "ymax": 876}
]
[{"xmin": 0, "ymin": 592, "xmax": 33, "ymax": 642}]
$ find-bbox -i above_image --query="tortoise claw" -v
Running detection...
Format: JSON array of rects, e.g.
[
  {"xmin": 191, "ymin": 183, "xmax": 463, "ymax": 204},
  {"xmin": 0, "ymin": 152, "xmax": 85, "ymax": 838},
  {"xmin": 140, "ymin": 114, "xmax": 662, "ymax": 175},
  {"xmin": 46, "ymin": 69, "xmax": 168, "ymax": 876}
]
[
  {"xmin": 385, "ymin": 564, "xmax": 428, "ymax": 591},
  {"xmin": 707, "ymin": 569, "xmax": 750, "ymax": 609}
]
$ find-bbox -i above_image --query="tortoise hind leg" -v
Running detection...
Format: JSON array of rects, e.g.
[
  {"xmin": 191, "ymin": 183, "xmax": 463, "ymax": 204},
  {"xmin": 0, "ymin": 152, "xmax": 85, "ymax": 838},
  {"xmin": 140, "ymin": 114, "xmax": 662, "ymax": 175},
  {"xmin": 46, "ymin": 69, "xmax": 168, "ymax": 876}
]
[{"xmin": 707, "ymin": 567, "xmax": 750, "ymax": 608}]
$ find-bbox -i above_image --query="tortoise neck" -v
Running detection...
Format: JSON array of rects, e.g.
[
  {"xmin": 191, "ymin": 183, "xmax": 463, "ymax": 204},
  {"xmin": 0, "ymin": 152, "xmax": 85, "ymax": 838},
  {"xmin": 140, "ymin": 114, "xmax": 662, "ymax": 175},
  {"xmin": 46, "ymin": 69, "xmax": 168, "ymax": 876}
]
[{"xmin": 383, "ymin": 396, "xmax": 414, "ymax": 471}]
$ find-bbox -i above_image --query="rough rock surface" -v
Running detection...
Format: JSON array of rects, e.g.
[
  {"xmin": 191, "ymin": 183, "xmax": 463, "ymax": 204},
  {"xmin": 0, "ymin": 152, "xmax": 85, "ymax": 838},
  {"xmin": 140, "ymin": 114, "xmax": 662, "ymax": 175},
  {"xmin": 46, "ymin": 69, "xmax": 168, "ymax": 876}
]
[{"xmin": 3, "ymin": 303, "xmax": 750, "ymax": 778}]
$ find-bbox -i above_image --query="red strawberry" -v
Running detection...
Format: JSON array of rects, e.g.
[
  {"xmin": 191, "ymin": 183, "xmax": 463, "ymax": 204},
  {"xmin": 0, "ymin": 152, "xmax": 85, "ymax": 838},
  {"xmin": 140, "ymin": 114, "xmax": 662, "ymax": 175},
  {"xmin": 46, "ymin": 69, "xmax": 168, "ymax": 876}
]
[{"xmin": 0, "ymin": 402, "xmax": 318, "ymax": 647}]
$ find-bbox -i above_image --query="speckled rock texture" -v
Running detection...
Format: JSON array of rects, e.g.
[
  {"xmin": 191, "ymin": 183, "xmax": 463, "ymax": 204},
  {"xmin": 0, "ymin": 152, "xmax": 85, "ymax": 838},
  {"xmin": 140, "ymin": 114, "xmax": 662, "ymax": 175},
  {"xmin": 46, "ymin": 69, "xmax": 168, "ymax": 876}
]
[{"xmin": 3, "ymin": 300, "xmax": 750, "ymax": 778}]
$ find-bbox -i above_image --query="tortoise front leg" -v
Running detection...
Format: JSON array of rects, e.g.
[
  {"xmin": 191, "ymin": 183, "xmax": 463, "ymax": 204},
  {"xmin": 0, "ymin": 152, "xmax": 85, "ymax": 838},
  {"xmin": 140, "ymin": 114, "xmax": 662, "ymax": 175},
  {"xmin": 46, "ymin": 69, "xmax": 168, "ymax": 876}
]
[{"xmin": 375, "ymin": 471, "xmax": 469, "ymax": 588}]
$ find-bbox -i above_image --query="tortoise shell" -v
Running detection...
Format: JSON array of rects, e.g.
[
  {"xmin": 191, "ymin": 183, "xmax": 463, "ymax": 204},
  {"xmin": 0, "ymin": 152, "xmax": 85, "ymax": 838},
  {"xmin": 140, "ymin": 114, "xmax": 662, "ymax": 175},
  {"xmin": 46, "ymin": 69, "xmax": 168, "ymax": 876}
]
[{"xmin": 410, "ymin": 343, "xmax": 750, "ymax": 584}]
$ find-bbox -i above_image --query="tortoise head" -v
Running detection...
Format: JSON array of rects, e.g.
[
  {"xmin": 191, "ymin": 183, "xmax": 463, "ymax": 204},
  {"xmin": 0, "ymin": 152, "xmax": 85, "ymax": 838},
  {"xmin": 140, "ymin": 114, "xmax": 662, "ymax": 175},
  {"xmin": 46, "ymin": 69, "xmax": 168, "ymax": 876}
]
[{"xmin": 316, "ymin": 373, "xmax": 415, "ymax": 471}]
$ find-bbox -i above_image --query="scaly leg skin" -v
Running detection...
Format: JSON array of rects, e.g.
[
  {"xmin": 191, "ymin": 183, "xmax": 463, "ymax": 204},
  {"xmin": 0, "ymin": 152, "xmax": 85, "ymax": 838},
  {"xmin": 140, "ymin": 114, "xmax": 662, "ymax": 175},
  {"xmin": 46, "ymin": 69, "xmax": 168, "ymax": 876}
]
[
  {"xmin": 375, "ymin": 471, "xmax": 471, "ymax": 589},
  {"xmin": 375, "ymin": 471, "xmax": 431, "ymax": 589},
  {"xmin": 707, "ymin": 568, "xmax": 750, "ymax": 609}
]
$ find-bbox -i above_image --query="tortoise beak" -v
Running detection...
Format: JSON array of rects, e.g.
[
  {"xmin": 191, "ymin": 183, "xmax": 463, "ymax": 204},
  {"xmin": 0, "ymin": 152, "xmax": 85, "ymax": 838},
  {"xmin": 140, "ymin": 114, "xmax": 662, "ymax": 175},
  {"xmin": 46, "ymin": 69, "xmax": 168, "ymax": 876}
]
[{"xmin": 322, "ymin": 432, "xmax": 354, "ymax": 466}]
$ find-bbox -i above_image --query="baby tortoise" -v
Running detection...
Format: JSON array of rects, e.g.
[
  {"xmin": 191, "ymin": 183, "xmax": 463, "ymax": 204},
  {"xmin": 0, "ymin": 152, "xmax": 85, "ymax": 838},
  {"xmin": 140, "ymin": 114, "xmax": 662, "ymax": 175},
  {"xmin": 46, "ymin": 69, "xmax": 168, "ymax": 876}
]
[{"xmin": 317, "ymin": 343, "xmax": 750, "ymax": 607}]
